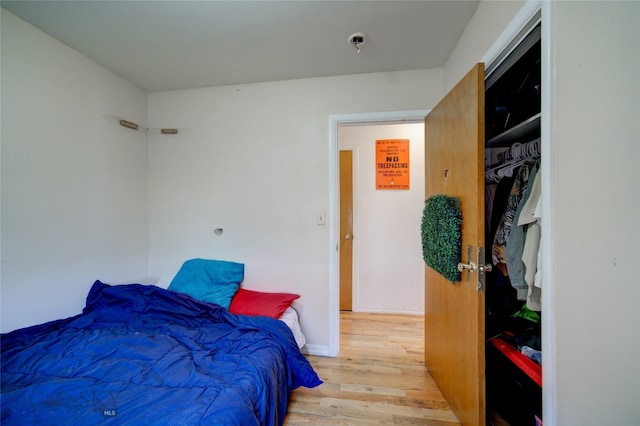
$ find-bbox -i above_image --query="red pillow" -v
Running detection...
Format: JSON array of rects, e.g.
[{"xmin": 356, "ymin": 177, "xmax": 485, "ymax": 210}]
[{"xmin": 229, "ymin": 288, "xmax": 300, "ymax": 318}]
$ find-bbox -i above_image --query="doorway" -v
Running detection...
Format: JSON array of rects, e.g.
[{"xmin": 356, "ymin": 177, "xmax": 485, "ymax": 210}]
[{"xmin": 329, "ymin": 110, "xmax": 428, "ymax": 356}]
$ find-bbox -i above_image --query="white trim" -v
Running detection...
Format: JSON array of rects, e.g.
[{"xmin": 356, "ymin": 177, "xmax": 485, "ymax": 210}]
[
  {"xmin": 301, "ymin": 344, "xmax": 330, "ymax": 357},
  {"xmin": 540, "ymin": 2, "xmax": 555, "ymax": 423},
  {"xmin": 328, "ymin": 115, "xmax": 340, "ymax": 357},
  {"xmin": 353, "ymin": 307, "xmax": 424, "ymax": 316},
  {"xmin": 327, "ymin": 110, "xmax": 428, "ymax": 357}
]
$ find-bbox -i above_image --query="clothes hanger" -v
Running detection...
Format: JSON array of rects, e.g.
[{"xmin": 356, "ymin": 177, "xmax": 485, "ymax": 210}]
[{"xmin": 486, "ymin": 138, "xmax": 540, "ymax": 183}]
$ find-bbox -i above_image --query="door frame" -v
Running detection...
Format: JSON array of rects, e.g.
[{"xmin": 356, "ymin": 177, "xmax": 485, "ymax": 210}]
[{"xmin": 328, "ymin": 110, "xmax": 428, "ymax": 356}]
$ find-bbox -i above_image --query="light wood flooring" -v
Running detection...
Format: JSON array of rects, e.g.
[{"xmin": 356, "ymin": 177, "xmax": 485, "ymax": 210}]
[{"xmin": 284, "ymin": 311, "xmax": 461, "ymax": 425}]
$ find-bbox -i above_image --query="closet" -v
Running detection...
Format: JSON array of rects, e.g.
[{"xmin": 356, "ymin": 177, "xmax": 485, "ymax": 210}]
[
  {"xmin": 423, "ymin": 12, "xmax": 543, "ymax": 426},
  {"xmin": 484, "ymin": 23, "xmax": 542, "ymax": 426}
]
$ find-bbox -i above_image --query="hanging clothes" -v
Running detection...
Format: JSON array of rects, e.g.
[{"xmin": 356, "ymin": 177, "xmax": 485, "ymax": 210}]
[
  {"xmin": 505, "ymin": 160, "xmax": 540, "ymax": 293},
  {"xmin": 491, "ymin": 160, "xmax": 536, "ymax": 272},
  {"xmin": 518, "ymin": 168, "xmax": 543, "ymax": 311},
  {"xmin": 487, "ymin": 175, "xmax": 515, "ymax": 257}
]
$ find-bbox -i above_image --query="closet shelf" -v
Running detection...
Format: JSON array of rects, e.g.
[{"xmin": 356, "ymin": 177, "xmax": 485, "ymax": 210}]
[
  {"xmin": 486, "ymin": 113, "xmax": 541, "ymax": 148},
  {"xmin": 489, "ymin": 336, "xmax": 542, "ymax": 387}
]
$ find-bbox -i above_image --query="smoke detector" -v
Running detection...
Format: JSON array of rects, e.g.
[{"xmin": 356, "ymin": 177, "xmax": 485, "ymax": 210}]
[{"xmin": 348, "ymin": 32, "xmax": 367, "ymax": 53}]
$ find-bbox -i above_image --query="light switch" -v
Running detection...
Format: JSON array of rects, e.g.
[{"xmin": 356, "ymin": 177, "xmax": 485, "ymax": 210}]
[{"xmin": 316, "ymin": 210, "xmax": 326, "ymax": 225}]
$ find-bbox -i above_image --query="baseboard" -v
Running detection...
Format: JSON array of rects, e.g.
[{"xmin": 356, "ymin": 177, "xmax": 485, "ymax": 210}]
[
  {"xmin": 301, "ymin": 344, "xmax": 331, "ymax": 357},
  {"xmin": 353, "ymin": 307, "xmax": 424, "ymax": 316}
]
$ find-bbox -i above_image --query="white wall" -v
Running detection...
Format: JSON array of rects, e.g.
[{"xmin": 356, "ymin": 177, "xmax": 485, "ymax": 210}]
[
  {"xmin": 445, "ymin": 0, "xmax": 640, "ymax": 424},
  {"xmin": 147, "ymin": 70, "xmax": 443, "ymax": 349},
  {"xmin": 0, "ymin": 10, "xmax": 149, "ymax": 332},
  {"xmin": 548, "ymin": 2, "xmax": 640, "ymax": 424},
  {"xmin": 339, "ymin": 122, "xmax": 425, "ymax": 314},
  {"xmin": 444, "ymin": 0, "xmax": 526, "ymax": 93}
]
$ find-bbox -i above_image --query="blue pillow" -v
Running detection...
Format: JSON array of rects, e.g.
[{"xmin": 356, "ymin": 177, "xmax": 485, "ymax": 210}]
[{"xmin": 168, "ymin": 259, "xmax": 244, "ymax": 308}]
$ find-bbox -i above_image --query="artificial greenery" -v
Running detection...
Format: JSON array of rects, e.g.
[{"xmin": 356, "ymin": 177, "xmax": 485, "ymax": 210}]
[{"xmin": 421, "ymin": 194, "xmax": 462, "ymax": 283}]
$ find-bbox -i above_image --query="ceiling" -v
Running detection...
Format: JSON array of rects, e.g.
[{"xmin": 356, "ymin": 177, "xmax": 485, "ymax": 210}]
[{"xmin": 2, "ymin": 0, "xmax": 479, "ymax": 93}]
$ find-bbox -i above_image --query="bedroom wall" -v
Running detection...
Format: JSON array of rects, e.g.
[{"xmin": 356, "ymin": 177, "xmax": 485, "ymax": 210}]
[
  {"xmin": 146, "ymin": 70, "xmax": 444, "ymax": 349},
  {"xmin": 0, "ymin": 10, "xmax": 149, "ymax": 333},
  {"xmin": 548, "ymin": 2, "xmax": 639, "ymax": 424},
  {"xmin": 443, "ymin": 0, "xmax": 526, "ymax": 93},
  {"xmin": 338, "ymin": 122, "xmax": 425, "ymax": 314}
]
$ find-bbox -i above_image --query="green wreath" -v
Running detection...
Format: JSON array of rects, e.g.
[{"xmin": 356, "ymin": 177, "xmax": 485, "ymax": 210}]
[{"xmin": 421, "ymin": 194, "xmax": 462, "ymax": 283}]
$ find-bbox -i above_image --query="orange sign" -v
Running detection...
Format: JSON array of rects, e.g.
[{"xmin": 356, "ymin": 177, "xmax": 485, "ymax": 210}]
[{"xmin": 376, "ymin": 139, "xmax": 410, "ymax": 190}]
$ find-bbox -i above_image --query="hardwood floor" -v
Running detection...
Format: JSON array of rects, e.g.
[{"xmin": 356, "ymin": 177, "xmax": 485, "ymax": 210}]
[{"xmin": 285, "ymin": 312, "xmax": 461, "ymax": 425}]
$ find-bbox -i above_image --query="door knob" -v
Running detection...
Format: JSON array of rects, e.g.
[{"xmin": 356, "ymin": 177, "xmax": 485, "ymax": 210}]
[
  {"xmin": 457, "ymin": 261, "xmax": 476, "ymax": 272},
  {"xmin": 344, "ymin": 234, "xmax": 353, "ymax": 240},
  {"xmin": 458, "ymin": 246, "xmax": 492, "ymax": 291},
  {"xmin": 457, "ymin": 262, "xmax": 492, "ymax": 273}
]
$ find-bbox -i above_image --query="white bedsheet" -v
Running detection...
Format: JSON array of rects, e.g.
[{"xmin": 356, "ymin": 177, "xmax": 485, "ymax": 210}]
[{"xmin": 279, "ymin": 307, "xmax": 306, "ymax": 349}]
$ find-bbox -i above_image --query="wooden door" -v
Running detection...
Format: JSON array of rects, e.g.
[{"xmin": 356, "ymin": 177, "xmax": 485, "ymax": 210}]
[
  {"xmin": 339, "ymin": 150, "xmax": 354, "ymax": 311},
  {"xmin": 424, "ymin": 63, "xmax": 486, "ymax": 426}
]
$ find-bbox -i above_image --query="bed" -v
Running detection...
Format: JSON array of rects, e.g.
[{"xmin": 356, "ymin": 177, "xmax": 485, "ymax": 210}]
[{"xmin": 1, "ymin": 260, "xmax": 322, "ymax": 425}]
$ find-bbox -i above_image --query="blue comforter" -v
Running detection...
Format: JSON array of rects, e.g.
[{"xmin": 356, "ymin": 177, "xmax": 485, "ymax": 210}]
[{"xmin": 1, "ymin": 281, "xmax": 322, "ymax": 425}]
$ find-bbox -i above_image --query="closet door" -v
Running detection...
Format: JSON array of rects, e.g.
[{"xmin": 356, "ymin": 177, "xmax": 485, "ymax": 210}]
[{"xmin": 424, "ymin": 63, "xmax": 486, "ymax": 426}]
